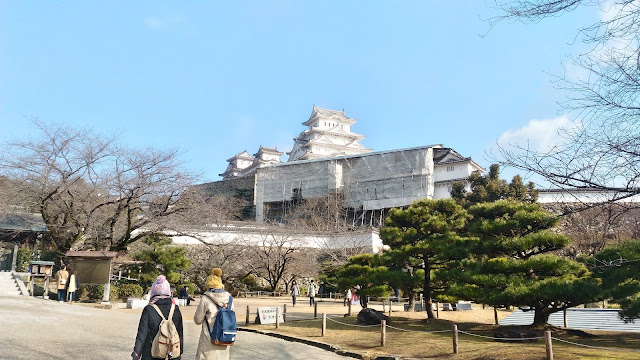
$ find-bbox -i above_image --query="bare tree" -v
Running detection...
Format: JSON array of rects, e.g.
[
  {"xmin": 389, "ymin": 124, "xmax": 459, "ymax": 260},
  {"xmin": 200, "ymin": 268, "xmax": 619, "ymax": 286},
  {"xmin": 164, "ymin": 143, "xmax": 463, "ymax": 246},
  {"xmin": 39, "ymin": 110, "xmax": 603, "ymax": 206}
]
[
  {"xmin": 170, "ymin": 189, "xmax": 249, "ymax": 229},
  {"xmin": 542, "ymin": 202, "xmax": 640, "ymax": 257},
  {"xmin": 181, "ymin": 243, "xmax": 252, "ymax": 291},
  {"xmin": 285, "ymin": 192, "xmax": 371, "ymax": 266},
  {"xmin": 241, "ymin": 225, "xmax": 303, "ymax": 291},
  {"xmin": 492, "ymin": 1, "xmax": 640, "ymax": 202},
  {"xmin": 0, "ymin": 120, "xmax": 196, "ymax": 254}
]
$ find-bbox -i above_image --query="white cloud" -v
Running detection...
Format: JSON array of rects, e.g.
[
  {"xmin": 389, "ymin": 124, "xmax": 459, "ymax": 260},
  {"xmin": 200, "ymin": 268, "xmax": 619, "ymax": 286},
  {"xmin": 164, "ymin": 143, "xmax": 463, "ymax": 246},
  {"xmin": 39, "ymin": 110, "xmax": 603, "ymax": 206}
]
[
  {"xmin": 496, "ymin": 115, "xmax": 574, "ymax": 153},
  {"xmin": 600, "ymin": 0, "xmax": 623, "ymax": 22}
]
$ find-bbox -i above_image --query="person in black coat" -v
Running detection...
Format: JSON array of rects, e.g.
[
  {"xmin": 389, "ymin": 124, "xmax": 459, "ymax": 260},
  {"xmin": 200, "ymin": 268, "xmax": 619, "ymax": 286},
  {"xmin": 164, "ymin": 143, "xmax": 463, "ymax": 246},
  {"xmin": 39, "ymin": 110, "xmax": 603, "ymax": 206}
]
[
  {"xmin": 132, "ymin": 275, "xmax": 184, "ymax": 360},
  {"xmin": 179, "ymin": 286, "xmax": 193, "ymax": 306}
]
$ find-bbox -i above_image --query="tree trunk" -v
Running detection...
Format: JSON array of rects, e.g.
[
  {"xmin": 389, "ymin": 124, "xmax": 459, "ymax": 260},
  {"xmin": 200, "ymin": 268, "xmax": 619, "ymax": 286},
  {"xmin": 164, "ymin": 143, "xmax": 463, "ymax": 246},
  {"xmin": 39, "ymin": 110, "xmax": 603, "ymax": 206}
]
[
  {"xmin": 532, "ymin": 307, "xmax": 551, "ymax": 327},
  {"xmin": 423, "ymin": 255, "xmax": 435, "ymax": 319}
]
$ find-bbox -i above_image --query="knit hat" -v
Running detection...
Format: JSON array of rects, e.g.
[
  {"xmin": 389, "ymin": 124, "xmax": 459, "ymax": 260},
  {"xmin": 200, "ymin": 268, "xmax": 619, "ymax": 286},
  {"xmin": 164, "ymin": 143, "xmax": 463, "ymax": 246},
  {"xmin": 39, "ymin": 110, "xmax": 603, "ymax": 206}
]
[
  {"xmin": 206, "ymin": 268, "xmax": 223, "ymax": 289},
  {"xmin": 150, "ymin": 275, "xmax": 171, "ymax": 298}
]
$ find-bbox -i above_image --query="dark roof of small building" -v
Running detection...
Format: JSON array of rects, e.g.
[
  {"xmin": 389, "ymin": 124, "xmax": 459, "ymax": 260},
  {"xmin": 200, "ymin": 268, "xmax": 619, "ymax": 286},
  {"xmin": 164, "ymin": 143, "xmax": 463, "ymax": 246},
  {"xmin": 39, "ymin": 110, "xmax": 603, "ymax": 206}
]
[
  {"xmin": 0, "ymin": 212, "xmax": 47, "ymax": 232},
  {"xmin": 65, "ymin": 250, "xmax": 118, "ymax": 259}
]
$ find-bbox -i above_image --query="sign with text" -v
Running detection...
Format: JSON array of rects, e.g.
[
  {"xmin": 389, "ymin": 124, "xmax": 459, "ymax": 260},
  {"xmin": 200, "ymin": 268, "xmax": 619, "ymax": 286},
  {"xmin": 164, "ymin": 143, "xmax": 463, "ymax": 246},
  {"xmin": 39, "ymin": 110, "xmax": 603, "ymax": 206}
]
[{"xmin": 257, "ymin": 306, "xmax": 284, "ymax": 324}]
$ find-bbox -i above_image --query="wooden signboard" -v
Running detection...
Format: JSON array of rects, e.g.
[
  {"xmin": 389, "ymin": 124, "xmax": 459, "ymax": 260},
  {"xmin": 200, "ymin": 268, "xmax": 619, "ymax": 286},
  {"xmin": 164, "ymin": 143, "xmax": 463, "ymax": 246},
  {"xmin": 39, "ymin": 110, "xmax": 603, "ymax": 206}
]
[{"xmin": 257, "ymin": 306, "xmax": 284, "ymax": 324}]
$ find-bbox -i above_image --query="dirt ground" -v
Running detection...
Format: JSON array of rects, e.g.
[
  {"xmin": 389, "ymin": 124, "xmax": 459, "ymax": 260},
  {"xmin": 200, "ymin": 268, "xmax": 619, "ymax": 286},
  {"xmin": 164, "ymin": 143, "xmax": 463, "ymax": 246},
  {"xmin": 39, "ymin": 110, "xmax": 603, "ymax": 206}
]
[{"xmin": 114, "ymin": 295, "xmax": 514, "ymax": 325}]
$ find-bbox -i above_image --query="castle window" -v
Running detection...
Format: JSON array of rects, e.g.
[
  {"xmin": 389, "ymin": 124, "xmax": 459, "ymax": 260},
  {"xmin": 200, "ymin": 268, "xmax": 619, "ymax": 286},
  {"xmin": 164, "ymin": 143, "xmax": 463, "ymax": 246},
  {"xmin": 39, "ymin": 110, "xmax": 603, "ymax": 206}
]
[{"xmin": 446, "ymin": 166, "xmax": 455, "ymax": 172}]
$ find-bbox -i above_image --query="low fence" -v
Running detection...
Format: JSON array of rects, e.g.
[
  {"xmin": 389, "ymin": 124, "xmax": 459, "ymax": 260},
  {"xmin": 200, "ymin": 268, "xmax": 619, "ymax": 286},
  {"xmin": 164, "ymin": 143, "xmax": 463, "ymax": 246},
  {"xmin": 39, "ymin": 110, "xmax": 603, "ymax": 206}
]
[
  {"xmin": 236, "ymin": 291, "xmax": 346, "ymax": 299},
  {"xmin": 241, "ymin": 303, "xmax": 640, "ymax": 360}
]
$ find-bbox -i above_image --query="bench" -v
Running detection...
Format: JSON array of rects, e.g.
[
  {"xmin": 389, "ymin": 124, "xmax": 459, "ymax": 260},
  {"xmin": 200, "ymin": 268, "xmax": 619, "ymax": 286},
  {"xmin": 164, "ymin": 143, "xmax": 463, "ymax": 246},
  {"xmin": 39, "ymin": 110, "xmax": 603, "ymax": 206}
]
[
  {"xmin": 127, "ymin": 298, "xmax": 149, "ymax": 309},
  {"xmin": 442, "ymin": 303, "xmax": 455, "ymax": 311}
]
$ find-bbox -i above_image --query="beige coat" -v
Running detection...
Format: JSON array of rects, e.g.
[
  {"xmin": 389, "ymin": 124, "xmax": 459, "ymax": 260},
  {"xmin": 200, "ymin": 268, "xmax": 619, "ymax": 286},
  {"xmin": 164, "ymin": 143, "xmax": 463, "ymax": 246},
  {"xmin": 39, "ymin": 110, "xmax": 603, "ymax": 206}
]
[
  {"xmin": 55, "ymin": 270, "xmax": 69, "ymax": 290},
  {"xmin": 194, "ymin": 290, "xmax": 232, "ymax": 360},
  {"xmin": 67, "ymin": 274, "xmax": 77, "ymax": 293}
]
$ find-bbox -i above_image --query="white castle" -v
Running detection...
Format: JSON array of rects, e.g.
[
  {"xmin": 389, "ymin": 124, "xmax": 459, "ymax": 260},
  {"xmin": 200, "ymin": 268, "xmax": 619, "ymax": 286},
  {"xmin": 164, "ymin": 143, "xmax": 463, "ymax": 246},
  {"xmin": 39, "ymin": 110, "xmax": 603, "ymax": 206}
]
[{"xmin": 219, "ymin": 105, "xmax": 484, "ymax": 222}]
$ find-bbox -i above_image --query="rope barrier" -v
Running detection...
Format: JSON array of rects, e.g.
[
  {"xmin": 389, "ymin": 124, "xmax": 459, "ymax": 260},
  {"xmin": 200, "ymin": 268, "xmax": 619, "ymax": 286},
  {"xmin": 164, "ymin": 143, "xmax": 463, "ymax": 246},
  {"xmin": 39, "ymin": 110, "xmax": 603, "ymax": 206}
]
[
  {"xmin": 283, "ymin": 314, "xmax": 316, "ymax": 320},
  {"xmin": 326, "ymin": 317, "xmax": 380, "ymax": 327},
  {"xmin": 249, "ymin": 305, "xmax": 640, "ymax": 355},
  {"xmin": 458, "ymin": 330, "xmax": 544, "ymax": 341},
  {"xmin": 551, "ymin": 337, "xmax": 640, "ymax": 352},
  {"xmin": 386, "ymin": 325, "xmax": 450, "ymax": 334}
]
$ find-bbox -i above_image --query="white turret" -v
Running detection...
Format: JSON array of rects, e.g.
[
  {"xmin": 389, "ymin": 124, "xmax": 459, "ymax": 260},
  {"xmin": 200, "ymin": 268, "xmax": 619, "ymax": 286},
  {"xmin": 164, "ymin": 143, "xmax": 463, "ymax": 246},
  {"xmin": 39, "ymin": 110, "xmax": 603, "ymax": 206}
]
[{"xmin": 287, "ymin": 105, "xmax": 371, "ymax": 162}]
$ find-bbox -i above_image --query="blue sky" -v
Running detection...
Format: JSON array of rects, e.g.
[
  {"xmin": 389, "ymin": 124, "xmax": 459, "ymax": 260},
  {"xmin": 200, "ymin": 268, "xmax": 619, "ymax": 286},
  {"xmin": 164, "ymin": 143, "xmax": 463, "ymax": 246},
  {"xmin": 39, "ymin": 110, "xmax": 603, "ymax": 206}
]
[{"xmin": 0, "ymin": 1, "xmax": 599, "ymax": 183}]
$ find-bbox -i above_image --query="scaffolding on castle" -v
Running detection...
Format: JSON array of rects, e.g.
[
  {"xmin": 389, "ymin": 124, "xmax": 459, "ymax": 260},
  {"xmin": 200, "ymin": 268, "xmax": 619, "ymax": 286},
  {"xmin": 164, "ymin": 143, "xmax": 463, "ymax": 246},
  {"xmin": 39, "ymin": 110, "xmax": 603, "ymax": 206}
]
[{"xmin": 255, "ymin": 146, "xmax": 437, "ymax": 225}]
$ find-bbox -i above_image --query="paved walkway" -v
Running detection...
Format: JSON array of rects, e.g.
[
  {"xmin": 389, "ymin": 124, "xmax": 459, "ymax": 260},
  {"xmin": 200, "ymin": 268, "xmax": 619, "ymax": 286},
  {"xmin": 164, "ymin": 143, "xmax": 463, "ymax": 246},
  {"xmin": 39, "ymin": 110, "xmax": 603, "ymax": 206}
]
[{"xmin": 0, "ymin": 296, "xmax": 350, "ymax": 359}]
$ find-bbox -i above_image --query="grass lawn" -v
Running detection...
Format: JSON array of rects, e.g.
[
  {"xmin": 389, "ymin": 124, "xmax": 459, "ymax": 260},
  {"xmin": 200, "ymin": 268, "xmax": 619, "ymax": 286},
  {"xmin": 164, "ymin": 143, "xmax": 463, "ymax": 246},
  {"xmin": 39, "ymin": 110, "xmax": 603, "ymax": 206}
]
[{"xmin": 245, "ymin": 309, "xmax": 640, "ymax": 360}]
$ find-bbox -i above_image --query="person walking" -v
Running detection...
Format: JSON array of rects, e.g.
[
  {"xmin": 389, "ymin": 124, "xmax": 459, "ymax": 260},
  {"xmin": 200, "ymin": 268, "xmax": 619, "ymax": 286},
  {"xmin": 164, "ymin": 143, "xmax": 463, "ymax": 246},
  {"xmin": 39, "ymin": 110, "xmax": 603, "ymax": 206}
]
[
  {"xmin": 307, "ymin": 279, "xmax": 317, "ymax": 307},
  {"xmin": 290, "ymin": 280, "xmax": 300, "ymax": 307},
  {"xmin": 194, "ymin": 268, "xmax": 232, "ymax": 360},
  {"xmin": 66, "ymin": 270, "xmax": 78, "ymax": 304},
  {"xmin": 344, "ymin": 288, "xmax": 351, "ymax": 307},
  {"xmin": 351, "ymin": 286, "xmax": 360, "ymax": 306},
  {"xmin": 55, "ymin": 264, "xmax": 69, "ymax": 303},
  {"xmin": 132, "ymin": 275, "xmax": 184, "ymax": 360}
]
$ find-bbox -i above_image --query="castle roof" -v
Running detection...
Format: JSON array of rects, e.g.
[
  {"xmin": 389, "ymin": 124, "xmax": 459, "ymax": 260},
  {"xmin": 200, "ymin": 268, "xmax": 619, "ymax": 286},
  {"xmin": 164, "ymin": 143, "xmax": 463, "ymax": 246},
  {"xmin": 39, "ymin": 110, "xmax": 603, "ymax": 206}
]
[
  {"xmin": 226, "ymin": 151, "xmax": 254, "ymax": 163},
  {"xmin": 302, "ymin": 105, "xmax": 356, "ymax": 126},
  {"xmin": 253, "ymin": 146, "xmax": 283, "ymax": 157}
]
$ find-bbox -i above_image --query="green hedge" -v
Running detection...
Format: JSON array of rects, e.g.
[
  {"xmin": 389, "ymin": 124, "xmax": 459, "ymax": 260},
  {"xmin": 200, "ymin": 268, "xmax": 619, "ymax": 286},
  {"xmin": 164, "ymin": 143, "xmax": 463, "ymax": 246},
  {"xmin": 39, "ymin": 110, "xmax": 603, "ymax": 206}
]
[
  {"xmin": 16, "ymin": 249, "xmax": 31, "ymax": 272},
  {"xmin": 118, "ymin": 284, "xmax": 144, "ymax": 298},
  {"xmin": 80, "ymin": 284, "xmax": 119, "ymax": 302}
]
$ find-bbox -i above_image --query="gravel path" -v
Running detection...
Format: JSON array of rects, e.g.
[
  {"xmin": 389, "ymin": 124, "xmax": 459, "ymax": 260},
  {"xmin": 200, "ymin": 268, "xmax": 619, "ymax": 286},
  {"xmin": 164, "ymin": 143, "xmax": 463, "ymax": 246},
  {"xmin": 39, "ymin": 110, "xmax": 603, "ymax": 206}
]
[{"xmin": 0, "ymin": 296, "xmax": 349, "ymax": 359}]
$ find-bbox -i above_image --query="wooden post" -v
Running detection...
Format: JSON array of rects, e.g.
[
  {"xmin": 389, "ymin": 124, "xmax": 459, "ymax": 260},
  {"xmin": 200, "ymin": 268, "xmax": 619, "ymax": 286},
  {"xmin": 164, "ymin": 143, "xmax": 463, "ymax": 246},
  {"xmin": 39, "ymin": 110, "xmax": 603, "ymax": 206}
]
[
  {"xmin": 275, "ymin": 307, "xmax": 280, "ymax": 329},
  {"xmin": 563, "ymin": 308, "xmax": 567, "ymax": 328},
  {"xmin": 389, "ymin": 300, "xmax": 392, "ymax": 316},
  {"xmin": 314, "ymin": 301, "xmax": 318, "ymax": 319},
  {"xmin": 545, "ymin": 331, "xmax": 553, "ymax": 360},
  {"xmin": 381, "ymin": 320, "xmax": 386, "ymax": 347},
  {"xmin": 283, "ymin": 304, "xmax": 287, "ymax": 322},
  {"xmin": 322, "ymin": 313, "xmax": 327, "ymax": 336},
  {"xmin": 246, "ymin": 305, "xmax": 250, "ymax": 325},
  {"xmin": 43, "ymin": 276, "xmax": 50, "ymax": 300},
  {"xmin": 348, "ymin": 300, "xmax": 352, "ymax": 316},
  {"xmin": 11, "ymin": 243, "xmax": 18, "ymax": 271},
  {"xmin": 383, "ymin": 300, "xmax": 386, "ymax": 312},
  {"xmin": 452, "ymin": 324, "xmax": 458, "ymax": 354},
  {"xmin": 494, "ymin": 307, "xmax": 498, "ymax": 325},
  {"xmin": 436, "ymin": 301, "xmax": 439, "ymax": 318}
]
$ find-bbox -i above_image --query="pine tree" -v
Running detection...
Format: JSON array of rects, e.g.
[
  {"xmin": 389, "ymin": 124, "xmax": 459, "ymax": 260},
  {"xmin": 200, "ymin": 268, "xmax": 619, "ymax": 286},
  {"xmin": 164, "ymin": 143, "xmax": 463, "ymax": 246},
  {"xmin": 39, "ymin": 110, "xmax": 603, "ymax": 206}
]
[
  {"xmin": 380, "ymin": 199, "xmax": 473, "ymax": 319},
  {"xmin": 592, "ymin": 240, "xmax": 640, "ymax": 321},
  {"xmin": 134, "ymin": 234, "xmax": 191, "ymax": 289},
  {"xmin": 450, "ymin": 200, "xmax": 601, "ymax": 326},
  {"xmin": 335, "ymin": 254, "xmax": 391, "ymax": 308},
  {"xmin": 451, "ymin": 164, "xmax": 538, "ymax": 206},
  {"xmin": 377, "ymin": 249, "xmax": 425, "ymax": 312}
]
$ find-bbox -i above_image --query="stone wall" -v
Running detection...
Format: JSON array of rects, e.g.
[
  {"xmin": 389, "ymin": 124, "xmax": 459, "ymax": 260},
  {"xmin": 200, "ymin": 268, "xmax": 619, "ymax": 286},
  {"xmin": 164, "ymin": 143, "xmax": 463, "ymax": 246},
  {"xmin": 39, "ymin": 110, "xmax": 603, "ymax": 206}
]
[{"xmin": 194, "ymin": 176, "xmax": 255, "ymax": 219}]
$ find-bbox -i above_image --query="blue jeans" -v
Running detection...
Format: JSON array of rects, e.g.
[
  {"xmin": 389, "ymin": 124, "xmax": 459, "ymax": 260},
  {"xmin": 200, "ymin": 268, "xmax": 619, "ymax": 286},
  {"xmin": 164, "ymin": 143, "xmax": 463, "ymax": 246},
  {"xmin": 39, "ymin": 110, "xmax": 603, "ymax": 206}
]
[
  {"xmin": 309, "ymin": 296, "xmax": 315, "ymax": 306},
  {"xmin": 57, "ymin": 289, "xmax": 66, "ymax": 301}
]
